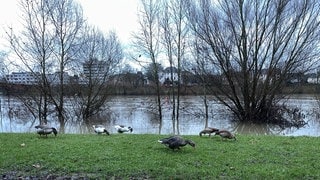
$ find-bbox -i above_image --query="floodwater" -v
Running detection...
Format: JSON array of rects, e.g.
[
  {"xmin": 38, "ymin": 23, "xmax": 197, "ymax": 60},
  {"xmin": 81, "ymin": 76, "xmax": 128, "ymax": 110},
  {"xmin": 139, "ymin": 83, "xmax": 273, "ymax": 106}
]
[{"xmin": 0, "ymin": 95, "xmax": 320, "ymax": 136}]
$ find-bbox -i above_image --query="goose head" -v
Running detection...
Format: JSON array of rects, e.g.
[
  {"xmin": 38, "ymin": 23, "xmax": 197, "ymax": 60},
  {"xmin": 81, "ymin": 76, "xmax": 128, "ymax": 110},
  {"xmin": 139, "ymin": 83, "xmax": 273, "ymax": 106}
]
[
  {"xmin": 52, "ymin": 128, "xmax": 58, "ymax": 136},
  {"xmin": 185, "ymin": 139, "xmax": 196, "ymax": 148}
]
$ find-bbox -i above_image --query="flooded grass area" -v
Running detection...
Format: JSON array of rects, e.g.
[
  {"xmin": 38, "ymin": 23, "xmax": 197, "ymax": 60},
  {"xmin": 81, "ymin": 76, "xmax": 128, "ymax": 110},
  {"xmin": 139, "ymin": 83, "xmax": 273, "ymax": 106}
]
[{"xmin": 1, "ymin": 95, "xmax": 320, "ymax": 136}]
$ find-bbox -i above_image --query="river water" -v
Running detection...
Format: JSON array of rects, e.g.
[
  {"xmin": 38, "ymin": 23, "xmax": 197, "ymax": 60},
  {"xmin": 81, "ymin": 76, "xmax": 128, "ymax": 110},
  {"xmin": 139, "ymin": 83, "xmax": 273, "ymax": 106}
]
[{"xmin": 0, "ymin": 95, "xmax": 320, "ymax": 136}]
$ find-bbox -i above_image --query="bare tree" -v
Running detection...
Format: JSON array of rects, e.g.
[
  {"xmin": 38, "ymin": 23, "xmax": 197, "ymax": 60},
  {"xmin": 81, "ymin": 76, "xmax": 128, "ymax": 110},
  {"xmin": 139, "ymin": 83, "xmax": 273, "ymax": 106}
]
[
  {"xmin": 5, "ymin": 0, "xmax": 56, "ymax": 124},
  {"xmin": 72, "ymin": 27, "xmax": 123, "ymax": 128},
  {"xmin": 187, "ymin": 0, "xmax": 320, "ymax": 126},
  {"xmin": 46, "ymin": 0, "xmax": 85, "ymax": 132},
  {"xmin": 159, "ymin": 0, "xmax": 189, "ymax": 134},
  {"xmin": 190, "ymin": 38, "xmax": 212, "ymax": 128},
  {"xmin": 132, "ymin": 0, "xmax": 164, "ymax": 134},
  {"xmin": 6, "ymin": 0, "xmax": 85, "ymax": 132}
]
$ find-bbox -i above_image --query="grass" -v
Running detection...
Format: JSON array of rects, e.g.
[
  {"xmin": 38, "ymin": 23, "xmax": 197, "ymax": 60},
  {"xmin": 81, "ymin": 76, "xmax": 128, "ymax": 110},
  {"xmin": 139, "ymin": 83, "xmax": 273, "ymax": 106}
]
[{"xmin": 0, "ymin": 133, "xmax": 320, "ymax": 179}]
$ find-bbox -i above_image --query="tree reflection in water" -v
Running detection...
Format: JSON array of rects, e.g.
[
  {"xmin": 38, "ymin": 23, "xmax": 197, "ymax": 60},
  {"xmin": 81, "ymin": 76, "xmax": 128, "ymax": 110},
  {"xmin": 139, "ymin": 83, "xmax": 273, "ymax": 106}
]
[{"xmin": 0, "ymin": 95, "xmax": 319, "ymax": 136}]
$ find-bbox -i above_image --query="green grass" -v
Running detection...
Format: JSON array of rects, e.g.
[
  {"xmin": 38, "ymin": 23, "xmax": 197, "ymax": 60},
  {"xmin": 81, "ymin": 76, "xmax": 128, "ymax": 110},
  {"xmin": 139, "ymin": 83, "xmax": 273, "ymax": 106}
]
[{"xmin": 0, "ymin": 133, "xmax": 319, "ymax": 179}]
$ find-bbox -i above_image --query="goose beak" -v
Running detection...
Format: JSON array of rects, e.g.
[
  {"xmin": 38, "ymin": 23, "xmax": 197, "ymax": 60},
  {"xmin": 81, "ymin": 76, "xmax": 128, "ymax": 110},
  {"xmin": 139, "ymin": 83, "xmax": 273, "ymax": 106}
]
[{"xmin": 192, "ymin": 144, "xmax": 196, "ymax": 149}]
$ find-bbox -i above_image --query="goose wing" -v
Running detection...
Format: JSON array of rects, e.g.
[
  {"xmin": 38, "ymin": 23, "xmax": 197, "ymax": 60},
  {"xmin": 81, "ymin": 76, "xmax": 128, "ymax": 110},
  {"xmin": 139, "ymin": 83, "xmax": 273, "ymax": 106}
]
[
  {"xmin": 37, "ymin": 128, "xmax": 52, "ymax": 134},
  {"xmin": 35, "ymin": 125, "xmax": 50, "ymax": 129},
  {"xmin": 158, "ymin": 136, "xmax": 182, "ymax": 146}
]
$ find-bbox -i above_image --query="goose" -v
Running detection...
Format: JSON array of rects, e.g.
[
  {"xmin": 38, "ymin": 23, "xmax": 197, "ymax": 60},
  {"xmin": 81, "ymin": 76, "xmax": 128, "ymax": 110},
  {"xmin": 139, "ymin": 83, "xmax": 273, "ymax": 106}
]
[
  {"xmin": 158, "ymin": 136, "xmax": 196, "ymax": 150},
  {"xmin": 114, "ymin": 125, "xmax": 133, "ymax": 133},
  {"xmin": 93, "ymin": 125, "xmax": 110, "ymax": 135},
  {"xmin": 215, "ymin": 130, "xmax": 236, "ymax": 140},
  {"xmin": 35, "ymin": 125, "xmax": 58, "ymax": 137},
  {"xmin": 35, "ymin": 124, "xmax": 50, "ymax": 129},
  {"xmin": 199, "ymin": 127, "xmax": 219, "ymax": 137}
]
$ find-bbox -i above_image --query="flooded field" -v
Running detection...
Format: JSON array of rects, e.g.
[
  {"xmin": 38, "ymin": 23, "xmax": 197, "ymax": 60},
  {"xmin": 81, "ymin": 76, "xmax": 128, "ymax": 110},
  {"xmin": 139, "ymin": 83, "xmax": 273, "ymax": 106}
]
[{"xmin": 1, "ymin": 95, "xmax": 320, "ymax": 136}]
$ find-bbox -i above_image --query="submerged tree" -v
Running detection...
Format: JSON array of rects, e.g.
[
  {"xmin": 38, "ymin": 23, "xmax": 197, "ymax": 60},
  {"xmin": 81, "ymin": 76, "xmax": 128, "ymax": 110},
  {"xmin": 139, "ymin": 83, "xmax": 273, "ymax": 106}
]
[
  {"xmin": 6, "ymin": 0, "xmax": 85, "ymax": 132},
  {"xmin": 46, "ymin": 0, "xmax": 85, "ymax": 133},
  {"xmin": 190, "ymin": 38, "xmax": 212, "ymax": 128},
  {"xmin": 187, "ymin": 0, "xmax": 320, "ymax": 126},
  {"xmin": 73, "ymin": 27, "xmax": 123, "ymax": 128},
  {"xmin": 6, "ymin": 0, "xmax": 56, "ymax": 124},
  {"xmin": 132, "ymin": 0, "xmax": 163, "ymax": 134},
  {"xmin": 159, "ymin": 0, "xmax": 189, "ymax": 134}
]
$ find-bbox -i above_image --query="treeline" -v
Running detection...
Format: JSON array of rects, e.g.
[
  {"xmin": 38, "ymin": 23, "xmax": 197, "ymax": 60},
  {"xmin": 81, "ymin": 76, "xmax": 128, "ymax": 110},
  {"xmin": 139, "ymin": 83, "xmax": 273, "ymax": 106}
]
[{"xmin": 1, "ymin": 82, "xmax": 319, "ymax": 96}]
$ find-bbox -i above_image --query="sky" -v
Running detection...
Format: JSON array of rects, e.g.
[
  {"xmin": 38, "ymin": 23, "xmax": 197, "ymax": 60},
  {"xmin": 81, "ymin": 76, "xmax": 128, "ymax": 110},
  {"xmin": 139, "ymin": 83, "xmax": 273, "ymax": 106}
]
[
  {"xmin": 77, "ymin": 0, "xmax": 140, "ymax": 44},
  {"xmin": 0, "ymin": 0, "xmax": 140, "ymax": 50}
]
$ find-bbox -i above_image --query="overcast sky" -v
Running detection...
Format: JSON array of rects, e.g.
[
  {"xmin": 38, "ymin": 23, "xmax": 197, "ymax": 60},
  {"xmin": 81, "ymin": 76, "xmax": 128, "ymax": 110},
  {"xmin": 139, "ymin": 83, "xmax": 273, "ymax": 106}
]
[
  {"xmin": 78, "ymin": 0, "xmax": 140, "ymax": 44},
  {"xmin": 0, "ymin": 0, "xmax": 140, "ymax": 50}
]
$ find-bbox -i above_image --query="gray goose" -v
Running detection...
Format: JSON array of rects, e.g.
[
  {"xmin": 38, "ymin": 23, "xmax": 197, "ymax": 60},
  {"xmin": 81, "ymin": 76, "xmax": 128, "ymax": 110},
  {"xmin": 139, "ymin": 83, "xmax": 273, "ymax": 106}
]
[
  {"xmin": 158, "ymin": 136, "xmax": 195, "ymax": 150},
  {"xmin": 35, "ymin": 125, "xmax": 58, "ymax": 137},
  {"xmin": 199, "ymin": 127, "xmax": 219, "ymax": 137},
  {"xmin": 215, "ymin": 130, "xmax": 236, "ymax": 140}
]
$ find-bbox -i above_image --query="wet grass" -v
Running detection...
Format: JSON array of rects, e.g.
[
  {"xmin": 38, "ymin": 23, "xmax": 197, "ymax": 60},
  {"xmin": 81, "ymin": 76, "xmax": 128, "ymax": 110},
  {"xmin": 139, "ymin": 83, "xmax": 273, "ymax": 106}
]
[{"xmin": 0, "ymin": 133, "xmax": 320, "ymax": 179}]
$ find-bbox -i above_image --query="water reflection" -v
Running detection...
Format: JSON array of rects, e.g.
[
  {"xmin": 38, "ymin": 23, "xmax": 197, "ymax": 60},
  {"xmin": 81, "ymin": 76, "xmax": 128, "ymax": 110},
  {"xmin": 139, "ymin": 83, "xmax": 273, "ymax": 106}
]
[
  {"xmin": 234, "ymin": 123, "xmax": 281, "ymax": 135},
  {"xmin": 0, "ymin": 95, "xmax": 320, "ymax": 136}
]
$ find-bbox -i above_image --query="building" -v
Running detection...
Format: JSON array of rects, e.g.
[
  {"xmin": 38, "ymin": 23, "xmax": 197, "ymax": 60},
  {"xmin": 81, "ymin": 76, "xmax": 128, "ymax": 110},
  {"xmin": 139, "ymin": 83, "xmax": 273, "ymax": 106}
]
[
  {"xmin": 6, "ymin": 71, "xmax": 73, "ymax": 85},
  {"xmin": 307, "ymin": 73, "xmax": 320, "ymax": 84},
  {"xmin": 47, "ymin": 72, "xmax": 72, "ymax": 85},
  {"xmin": 83, "ymin": 59, "xmax": 109, "ymax": 80},
  {"xmin": 159, "ymin": 67, "xmax": 180, "ymax": 85},
  {"xmin": 6, "ymin": 72, "xmax": 40, "ymax": 85}
]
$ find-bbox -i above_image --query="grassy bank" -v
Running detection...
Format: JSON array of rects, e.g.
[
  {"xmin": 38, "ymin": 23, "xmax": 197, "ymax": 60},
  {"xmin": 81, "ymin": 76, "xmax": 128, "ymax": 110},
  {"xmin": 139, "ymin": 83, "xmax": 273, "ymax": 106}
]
[{"xmin": 0, "ymin": 133, "xmax": 319, "ymax": 179}]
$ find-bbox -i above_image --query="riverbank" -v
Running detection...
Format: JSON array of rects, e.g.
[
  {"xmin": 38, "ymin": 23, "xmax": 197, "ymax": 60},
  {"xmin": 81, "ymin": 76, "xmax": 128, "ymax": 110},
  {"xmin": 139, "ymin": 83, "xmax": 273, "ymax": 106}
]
[
  {"xmin": 1, "ymin": 133, "xmax": 319, "ymax": 179},
  {"xmin": 1, "ymin": 82, "xmax": 319, "ymax": 96}
]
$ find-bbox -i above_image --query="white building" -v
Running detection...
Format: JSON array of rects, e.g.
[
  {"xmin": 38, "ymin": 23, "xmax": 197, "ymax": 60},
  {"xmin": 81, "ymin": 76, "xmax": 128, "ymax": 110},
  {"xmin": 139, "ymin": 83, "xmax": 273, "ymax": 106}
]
[
  {"xmin": 159, "ymin": 67, "xmax": 179, "ymax": 84},
  {"xmin": 47, "ymin": 72, "xmax": 71, "ymax": 85},
  {"xmin": 6, "ymin": 71, "xmax": 72, "ymax": 85},
  {"xmin": 83, "ymin": 59, "xmax": 109, "ymax": 79},
  {"xmin": 307, "ymin": 73, "xmax": 320, "ymax": 84},
  {"xmin": 6, "ymin": 72, "xmax": 40, "ymax": 85}
]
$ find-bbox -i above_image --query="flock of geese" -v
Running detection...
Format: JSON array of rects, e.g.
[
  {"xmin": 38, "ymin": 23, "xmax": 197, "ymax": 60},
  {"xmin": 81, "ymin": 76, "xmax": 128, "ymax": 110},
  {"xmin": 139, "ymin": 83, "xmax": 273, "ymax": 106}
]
[
  {"xmin": 35, "ymin": 125, "xmax": 236, "ymax": 151},
  {"xmin": 35, "ymin": 124, "xmax": 133, "ymax": 137},
  {"xmin": 92, "ymin": 125, "xmax": 133, "ymax": 135},
  {"xmin": 158, "ymin": 127, "xmax": 236, "ymax": 150}
]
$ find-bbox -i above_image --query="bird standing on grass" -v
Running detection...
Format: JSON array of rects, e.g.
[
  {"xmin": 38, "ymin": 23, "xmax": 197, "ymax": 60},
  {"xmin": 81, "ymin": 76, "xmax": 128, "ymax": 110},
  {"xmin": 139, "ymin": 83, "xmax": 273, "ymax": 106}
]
[
  {"xmin": 199, "ymin": 127, "xmax": 219, "ymax": 137},
  {"xmin": 35, "ymin": 125, "xmax": 58, "ymax": 137},
  {"xmin": 215, "ymin": 130, "xmax": 236, "ymax": 140},
  {"xmin": 93, "ymin": 125, "xmax": 110, "ymax": 135},
  {"xmin": 158, "ymin": 136, "xmax": 196, "ymax": 150},
  {"xmin": 114, "ymin": 125, "xmax": 133, "ymax": 133}
]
